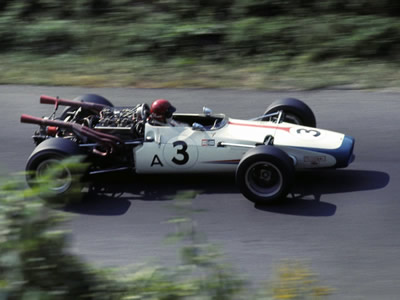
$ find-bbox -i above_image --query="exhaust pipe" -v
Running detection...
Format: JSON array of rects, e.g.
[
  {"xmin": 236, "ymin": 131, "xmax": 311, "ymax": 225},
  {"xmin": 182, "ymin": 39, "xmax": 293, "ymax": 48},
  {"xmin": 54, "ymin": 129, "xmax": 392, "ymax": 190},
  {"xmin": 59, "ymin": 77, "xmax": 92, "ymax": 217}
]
[
  {"xmin": 21, "ymin": 114, "xmax": 122, "ymax": 154},
  {"xmin": 40, "ymin": 95, "xmax": 107, "ymax": 112}
]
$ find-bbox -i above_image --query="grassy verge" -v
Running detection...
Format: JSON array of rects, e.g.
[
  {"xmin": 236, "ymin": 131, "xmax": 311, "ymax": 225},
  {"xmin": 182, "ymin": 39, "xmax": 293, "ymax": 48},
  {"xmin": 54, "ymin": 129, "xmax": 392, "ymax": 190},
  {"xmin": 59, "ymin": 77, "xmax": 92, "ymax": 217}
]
[{"xmin": 1, "ymin": 53, "xmax": 400, "ymax": 90}]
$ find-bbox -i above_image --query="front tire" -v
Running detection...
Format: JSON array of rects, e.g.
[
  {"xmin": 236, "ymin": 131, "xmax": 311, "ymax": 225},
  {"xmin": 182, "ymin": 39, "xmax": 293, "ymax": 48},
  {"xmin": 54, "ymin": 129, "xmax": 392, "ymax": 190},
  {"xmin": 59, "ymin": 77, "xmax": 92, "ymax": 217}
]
[
  {"xmin": 236, "ymin": 146, "xmax": 294, "ymax": 205},
  {"xmin": 263, "ymin": 98, "xmax": 316, "ymax": 127}
]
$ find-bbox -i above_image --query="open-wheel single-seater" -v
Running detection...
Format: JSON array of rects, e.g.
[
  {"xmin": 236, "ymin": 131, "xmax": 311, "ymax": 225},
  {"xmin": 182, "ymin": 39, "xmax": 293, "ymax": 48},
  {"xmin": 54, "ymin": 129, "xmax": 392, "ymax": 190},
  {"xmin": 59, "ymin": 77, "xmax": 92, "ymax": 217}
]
[{"xmin": 21, "ymin": 94, "xmax": 355, "ymax": 204}]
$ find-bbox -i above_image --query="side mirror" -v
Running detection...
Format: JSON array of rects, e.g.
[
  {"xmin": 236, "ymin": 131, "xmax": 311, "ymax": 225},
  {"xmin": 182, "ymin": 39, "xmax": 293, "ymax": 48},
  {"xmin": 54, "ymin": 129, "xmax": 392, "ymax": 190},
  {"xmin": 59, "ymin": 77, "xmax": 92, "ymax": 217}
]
[
  {"xmin": 203, "ymin": 107, "xmax": 212, "ymax": 116},
  {"xmin": 192, "ymin": 122, "xmax": 206, "ymax": 131}
]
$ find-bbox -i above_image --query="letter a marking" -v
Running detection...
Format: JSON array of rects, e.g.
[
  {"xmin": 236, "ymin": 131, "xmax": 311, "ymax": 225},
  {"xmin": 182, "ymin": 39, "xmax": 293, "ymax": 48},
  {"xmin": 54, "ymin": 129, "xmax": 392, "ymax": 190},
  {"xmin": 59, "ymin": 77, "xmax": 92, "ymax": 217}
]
[{"xmin": 151, "ymin": 155, "xmax": 164, "ymax": 167}]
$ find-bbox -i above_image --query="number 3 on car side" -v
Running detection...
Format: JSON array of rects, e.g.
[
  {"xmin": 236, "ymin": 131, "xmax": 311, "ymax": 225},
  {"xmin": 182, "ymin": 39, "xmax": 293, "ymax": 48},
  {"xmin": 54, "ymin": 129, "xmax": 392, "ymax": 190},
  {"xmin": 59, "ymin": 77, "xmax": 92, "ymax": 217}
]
[{"xmin": 135, "ymin": 126, "xmax": 200, "ymax": 172}]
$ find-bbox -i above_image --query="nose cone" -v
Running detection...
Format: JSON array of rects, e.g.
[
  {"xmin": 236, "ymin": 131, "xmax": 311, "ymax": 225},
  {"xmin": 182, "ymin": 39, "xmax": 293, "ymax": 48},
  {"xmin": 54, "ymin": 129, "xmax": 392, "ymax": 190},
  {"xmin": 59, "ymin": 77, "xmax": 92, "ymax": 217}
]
[{"xmin": 334, "ymin": 135, "xmax": 355, "ymax": 168}]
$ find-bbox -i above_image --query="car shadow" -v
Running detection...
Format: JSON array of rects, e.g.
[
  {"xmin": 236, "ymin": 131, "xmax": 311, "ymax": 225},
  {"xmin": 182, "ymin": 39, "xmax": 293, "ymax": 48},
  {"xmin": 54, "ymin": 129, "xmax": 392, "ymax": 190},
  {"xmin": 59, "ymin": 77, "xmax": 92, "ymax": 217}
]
[
  {"xmin": 65, "ymin": 173, "xmax": 238, "ymax": 216},
  {"xmin": 64, "ymin": 169, "xmax": 390, "ymax": 217},
  {"xmin": 256, "ymin": 169, "xmax": 390, "ymax": 216}
]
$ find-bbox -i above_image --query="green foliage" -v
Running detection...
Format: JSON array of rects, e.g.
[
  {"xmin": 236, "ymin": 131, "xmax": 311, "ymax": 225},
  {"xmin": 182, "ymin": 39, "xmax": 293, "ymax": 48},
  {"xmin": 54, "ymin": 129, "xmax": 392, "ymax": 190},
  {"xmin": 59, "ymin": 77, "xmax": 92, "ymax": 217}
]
[
  {"xmin": 0, "ymin": 163, "xmax": 332, "ymax": 299},
  {"xmin": 227, "ymin": 16, "xmax": 297, "ymax": 56},
  {"xmin": 15, "ymin": 20, "xmax": 79, "ymax": 54},
  {"xmin": 0, "ymin": 173, "xmax": 103, "ymax": 299},
  {"xmin": 26, "ymin": 156, "xmax": 88, "ymax": 207},
  {"xmin": 0, "ymin": 169, "xmax": 246, "ymax": 299},
  {"xmin": 1, "ymin": 0, "xmax": 400, "ymax": 61}
]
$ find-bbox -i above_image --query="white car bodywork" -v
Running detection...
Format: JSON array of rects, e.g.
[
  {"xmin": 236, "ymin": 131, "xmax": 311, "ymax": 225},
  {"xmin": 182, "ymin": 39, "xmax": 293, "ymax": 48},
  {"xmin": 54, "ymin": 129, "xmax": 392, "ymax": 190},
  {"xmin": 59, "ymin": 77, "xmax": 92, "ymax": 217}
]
[
  {"xmin": 134, "ymin": 113, "xmax": 354, "ymax": 174},
  {"xmin": 21, "ymin": 95, "xmax": 356, "ymax": 204}
]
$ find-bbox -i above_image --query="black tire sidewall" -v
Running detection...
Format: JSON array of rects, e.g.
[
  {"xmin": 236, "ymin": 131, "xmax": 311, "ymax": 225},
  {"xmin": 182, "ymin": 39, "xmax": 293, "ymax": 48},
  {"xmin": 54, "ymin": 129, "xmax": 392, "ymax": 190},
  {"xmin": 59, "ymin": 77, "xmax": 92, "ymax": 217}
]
[
  {"xmin": 264, "ymin": 98, "xmax": 316, "ymax": 128},
  {"xmin": 25, "ymin": 138, "xmax": 84, "ymax": 203},
  {"xmin": 236, "ymin": 147, "xmax": 294, "ymax": 205},
  {"xmin": 59, "ymin": 106, "xmax": 76, "ymax": 120},
  {"xmin": 59, "ymin": 94, "xmax": 114, "ymax": 120},
  {"xmin": 26, "ymin": 150, "xmax": 86, "ymax": 205},
  {"xmin": 75, "ymin": 94, "xmax": 114, "ymax": 107},
  {"xmin": 26, "ymin": 150, "xmax": 68, "ymax": 188}
]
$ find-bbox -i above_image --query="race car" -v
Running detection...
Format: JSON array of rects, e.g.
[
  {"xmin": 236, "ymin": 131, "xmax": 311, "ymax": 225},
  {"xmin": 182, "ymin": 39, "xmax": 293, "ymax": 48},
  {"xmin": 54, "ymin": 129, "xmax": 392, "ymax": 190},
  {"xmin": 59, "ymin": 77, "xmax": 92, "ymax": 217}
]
[{"xmin": 20, "ymin": 94, "xmax": 355, "ymax": 205}]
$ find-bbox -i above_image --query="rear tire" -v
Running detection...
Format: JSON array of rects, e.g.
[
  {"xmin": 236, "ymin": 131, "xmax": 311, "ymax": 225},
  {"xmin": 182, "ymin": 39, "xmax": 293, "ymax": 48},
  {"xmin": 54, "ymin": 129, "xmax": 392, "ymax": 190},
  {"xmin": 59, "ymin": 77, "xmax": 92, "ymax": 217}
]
[
  {"xmin": 236, "ymin": 146, "xmax": 294, "ymax": 205},
  {"xmin": 26, "ymin": 139, "xmax": 85, "ymax": 204},
  {"xmin": 263, "ymin": 98, "xmax": 316, "ymax": 127},
  {"xmin": 60, "ymin": 94, "xmax": 114, "ymax": 120},
  {"xmin": 27, "ymin": 152, "xmax": 73, "ymax": 194},
  {"xmin": 74, "ymin": 94, "xmax": 114, "ymax": 107}
]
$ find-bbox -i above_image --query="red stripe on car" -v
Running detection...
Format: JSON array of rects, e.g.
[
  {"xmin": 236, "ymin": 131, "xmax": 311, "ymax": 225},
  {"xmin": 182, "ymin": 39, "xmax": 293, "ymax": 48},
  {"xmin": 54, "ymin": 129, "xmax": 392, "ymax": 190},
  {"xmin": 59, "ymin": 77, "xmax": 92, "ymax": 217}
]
[{"xmin": 228, "ymin": 121, "xmax": 291, "ymax": 132}]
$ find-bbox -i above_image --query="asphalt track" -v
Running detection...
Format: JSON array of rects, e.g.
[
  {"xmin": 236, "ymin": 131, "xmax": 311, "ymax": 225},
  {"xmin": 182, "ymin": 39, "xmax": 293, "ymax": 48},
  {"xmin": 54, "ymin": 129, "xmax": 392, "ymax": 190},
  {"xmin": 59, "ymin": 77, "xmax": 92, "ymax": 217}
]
[{"xmin": 1, "ymin": 85, "xmax": 399, "ymax": 299}]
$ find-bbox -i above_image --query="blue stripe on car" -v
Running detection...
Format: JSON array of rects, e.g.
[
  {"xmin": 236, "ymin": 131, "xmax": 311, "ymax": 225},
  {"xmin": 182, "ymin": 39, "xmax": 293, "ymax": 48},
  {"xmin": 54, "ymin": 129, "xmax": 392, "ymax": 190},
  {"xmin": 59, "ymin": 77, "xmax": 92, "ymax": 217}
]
[{"xmin": 203, "ymin": 160, "xmax": 241, "ymax": 165}]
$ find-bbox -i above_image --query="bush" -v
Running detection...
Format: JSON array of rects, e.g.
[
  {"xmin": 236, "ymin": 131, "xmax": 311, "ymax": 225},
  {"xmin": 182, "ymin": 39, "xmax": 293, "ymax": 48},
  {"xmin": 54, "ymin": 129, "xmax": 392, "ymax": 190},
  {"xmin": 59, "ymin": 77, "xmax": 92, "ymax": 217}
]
[
  {"xmin": 0, "ymin": 162, "xmax": 332, "ymax": 299},
  {"xmin": 0, "ymin": 164, "xmax": 247, "ymax": 300},
  {"xmin": 14, "ymin": 20, "xmax": 79, "ymax": 54},
  {"xmin": 1, "ymin": 0, "xmax": 400, "ymax": 61},
  {"xmin": 227, "ymin": 17, "xmax": 298, "ymax": 56}
]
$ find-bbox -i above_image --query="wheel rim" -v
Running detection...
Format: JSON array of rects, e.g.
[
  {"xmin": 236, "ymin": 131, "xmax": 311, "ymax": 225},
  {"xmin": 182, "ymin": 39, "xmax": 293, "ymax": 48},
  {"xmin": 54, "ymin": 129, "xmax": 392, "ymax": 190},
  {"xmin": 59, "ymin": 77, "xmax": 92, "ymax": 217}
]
[
  {"xmin": 245, "ymin": 162, "xmax": 283, "ymax": 198},
  {"xmin": 36, "ymin": 159, "xmax": 72, "ymax": 193}
]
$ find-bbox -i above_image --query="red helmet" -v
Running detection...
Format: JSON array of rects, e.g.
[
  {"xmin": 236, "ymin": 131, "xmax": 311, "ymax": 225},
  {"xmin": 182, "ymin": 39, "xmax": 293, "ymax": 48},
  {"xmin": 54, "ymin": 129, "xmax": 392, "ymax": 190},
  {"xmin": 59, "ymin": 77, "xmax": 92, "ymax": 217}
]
[{"xmin": 150, "ymin": 99, "xmax": 176, "ymax": 122}]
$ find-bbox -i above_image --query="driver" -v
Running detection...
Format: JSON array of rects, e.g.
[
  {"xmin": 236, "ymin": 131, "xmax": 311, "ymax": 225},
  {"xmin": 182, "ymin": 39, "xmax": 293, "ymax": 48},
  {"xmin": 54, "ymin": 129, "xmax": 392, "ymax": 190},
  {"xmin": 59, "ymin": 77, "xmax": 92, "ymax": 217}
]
[{"xmin": 149, "ymin": 99, "xmax": 179, "ymax": 126}]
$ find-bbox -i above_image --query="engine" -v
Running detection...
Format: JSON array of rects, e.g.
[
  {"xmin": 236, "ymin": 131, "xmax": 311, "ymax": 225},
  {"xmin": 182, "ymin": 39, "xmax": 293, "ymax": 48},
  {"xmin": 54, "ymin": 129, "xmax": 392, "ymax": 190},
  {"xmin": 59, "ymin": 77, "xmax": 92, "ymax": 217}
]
[{"xmin": 95, "ymin": 103, "xmax": 150, "ymax": 139}]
